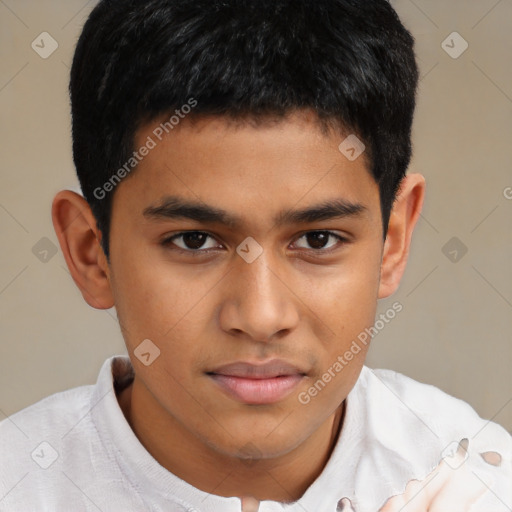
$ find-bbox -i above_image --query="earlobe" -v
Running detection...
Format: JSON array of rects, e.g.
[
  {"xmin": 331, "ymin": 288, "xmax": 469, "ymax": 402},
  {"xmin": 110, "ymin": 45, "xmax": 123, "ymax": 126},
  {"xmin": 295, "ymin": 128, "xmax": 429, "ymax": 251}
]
[
  {"xmin": 378, "ymin": 173, "xmax": 426, "ymax": 299},
  {"xmin": 51, "ymin": 190, "xmax": 115, "ymax": 309}
]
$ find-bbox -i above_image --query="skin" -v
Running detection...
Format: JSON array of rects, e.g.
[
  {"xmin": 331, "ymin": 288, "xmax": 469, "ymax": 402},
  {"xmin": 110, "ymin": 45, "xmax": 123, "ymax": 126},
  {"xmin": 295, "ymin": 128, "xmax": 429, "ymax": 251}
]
[
  {"xmin": 339, "ymin": 440, "xmax": 495, "ymax": 511},
  {"xmin": 52, "ymin": 109, "xmax": 425, "ymax": 505}
]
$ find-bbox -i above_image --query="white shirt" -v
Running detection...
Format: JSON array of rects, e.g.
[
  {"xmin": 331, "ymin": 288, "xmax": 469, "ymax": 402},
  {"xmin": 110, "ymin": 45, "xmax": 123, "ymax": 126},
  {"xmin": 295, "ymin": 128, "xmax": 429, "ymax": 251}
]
[{"xmin": 0, "ymin": 355, "xmax": 510, "ymax": 511}]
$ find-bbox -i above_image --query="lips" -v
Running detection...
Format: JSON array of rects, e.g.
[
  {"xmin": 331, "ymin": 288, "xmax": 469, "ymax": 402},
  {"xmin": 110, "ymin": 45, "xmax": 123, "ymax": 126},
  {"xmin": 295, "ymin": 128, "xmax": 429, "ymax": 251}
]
[{"xmin": 206, "ymin": 359, "xmax": 306, "ymax": 404}]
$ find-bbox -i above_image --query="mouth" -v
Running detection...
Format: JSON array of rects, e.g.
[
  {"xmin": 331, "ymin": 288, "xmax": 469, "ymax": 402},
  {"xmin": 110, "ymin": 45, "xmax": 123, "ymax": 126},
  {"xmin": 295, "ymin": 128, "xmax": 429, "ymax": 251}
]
[{"xmin": 206, "ymin": 359, "xmax": 307, "ymax": 405}]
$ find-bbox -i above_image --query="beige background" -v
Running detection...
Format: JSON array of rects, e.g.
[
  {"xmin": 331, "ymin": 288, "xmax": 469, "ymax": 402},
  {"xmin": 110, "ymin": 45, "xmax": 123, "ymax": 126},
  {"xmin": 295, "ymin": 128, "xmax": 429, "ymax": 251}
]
[{"xmin": 1, "ymin": 0, "xmax": 511, "ymax": 433}]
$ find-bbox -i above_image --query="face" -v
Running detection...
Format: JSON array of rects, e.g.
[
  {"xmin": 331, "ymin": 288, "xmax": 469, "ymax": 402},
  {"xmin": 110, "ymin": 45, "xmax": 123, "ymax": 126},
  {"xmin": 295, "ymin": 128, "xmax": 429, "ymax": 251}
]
[{"xmin": 106, "ymin": 110, "xmax": 384, "ymax": 460}]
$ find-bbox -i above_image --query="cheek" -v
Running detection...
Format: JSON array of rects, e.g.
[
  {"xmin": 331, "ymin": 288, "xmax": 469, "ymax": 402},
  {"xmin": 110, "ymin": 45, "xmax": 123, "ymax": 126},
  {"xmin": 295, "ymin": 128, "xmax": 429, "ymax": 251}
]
[
  {"xmin": 110, "ymin": 248, "xmax": 213, "ymax": 352},
  {"xmin": 111, "ymin": 262, "xmax": 209, "ymax": 403},
  {"xmin": 309, "ymin": 254, "xmax": 380, "ymax": 337},
  {"xmin": 306, "ymin": 251, "xmax": 380, "ymax": 387}
]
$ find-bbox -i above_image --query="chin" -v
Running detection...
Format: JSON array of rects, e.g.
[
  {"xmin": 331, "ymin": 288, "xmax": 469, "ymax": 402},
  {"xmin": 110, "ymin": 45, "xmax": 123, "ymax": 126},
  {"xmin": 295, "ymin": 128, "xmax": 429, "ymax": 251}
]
[{"xmin": 208, "ymin": 425, "xmax": 311, "ymax": 463}]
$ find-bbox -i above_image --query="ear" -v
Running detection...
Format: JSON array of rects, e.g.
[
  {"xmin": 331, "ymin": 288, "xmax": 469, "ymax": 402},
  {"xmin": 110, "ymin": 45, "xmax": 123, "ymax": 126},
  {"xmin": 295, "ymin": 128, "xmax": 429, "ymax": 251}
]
[
  {"xmin": 51, "ymin": 190, "xmax": 114, "ymax": 309},
  {"xmin": 378, "ymin": 173, "xmax": 426, "ymax": 299}
]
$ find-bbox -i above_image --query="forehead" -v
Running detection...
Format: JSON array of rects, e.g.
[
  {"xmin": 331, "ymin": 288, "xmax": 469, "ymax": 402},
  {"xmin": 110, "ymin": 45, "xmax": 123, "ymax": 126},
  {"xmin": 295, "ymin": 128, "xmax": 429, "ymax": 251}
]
[{"xmin": 114, "ymin": 110, "xmax": 380, "ymax": 230}]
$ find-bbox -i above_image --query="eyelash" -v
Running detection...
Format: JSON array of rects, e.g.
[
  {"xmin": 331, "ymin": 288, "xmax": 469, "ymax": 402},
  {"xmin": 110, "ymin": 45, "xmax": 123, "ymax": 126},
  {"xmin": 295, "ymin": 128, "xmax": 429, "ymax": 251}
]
[{"xmin": 160, "ymin": 230, "xmax": 349, "ymax": 257}]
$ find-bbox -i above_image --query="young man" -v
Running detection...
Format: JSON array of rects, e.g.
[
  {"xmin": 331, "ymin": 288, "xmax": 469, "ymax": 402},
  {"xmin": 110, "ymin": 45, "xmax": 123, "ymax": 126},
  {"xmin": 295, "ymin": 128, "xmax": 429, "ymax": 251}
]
[{"xmin": 1, "ymin": 0, "xmax": 510, "ymax": 510}]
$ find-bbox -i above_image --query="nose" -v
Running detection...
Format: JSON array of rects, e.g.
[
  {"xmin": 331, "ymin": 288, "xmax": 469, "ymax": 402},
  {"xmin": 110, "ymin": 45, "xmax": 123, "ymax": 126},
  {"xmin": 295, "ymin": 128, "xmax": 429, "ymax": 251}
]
[{"xmin": 219, "ymin": 251, "xmax": 300, "ymax": 343}]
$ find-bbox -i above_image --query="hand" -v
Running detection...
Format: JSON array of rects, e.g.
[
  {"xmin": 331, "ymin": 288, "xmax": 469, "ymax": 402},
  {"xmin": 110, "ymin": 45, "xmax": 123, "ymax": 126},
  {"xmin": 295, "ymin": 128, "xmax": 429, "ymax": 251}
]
[
  {"xmin": 337, "ymin": 439, "xmax": 501, "ymax": 512},
  {"xmin": 377, "ymin": 439, "xmax": 496, "ymax": 512}
]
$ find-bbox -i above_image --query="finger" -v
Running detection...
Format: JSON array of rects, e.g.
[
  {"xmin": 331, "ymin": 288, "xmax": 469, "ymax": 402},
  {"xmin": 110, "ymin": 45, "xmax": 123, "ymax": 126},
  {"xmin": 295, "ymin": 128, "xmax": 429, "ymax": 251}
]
[
  {"xmin": 401, "ymin": 479, "xmax": 431, "ymax": 511},
  {"xmin": 428, "ymin": 464, "xmax": 493, "ymax": 512},
  {"xmin": 429, "ymin": 481, "xmax": 488, "ymax": 512},
  {"xmin": 379, "ymin": 438, "xmax": 471, "ymax": 512},
  {"xmin": 378, "ymin": 478, "xmax": 431, "ymax": 512},
  {"xmin": 422, "ymin": 438, "xmax": 470, "ymax": 502},
  {"xmin": 378, "ymin": 493, "xmax": 408, "ymax": 512}
]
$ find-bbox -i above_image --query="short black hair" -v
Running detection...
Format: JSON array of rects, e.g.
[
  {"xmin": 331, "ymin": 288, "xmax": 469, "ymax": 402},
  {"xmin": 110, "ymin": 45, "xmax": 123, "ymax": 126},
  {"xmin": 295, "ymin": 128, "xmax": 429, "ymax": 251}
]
[{"xmin": 70, "ymin": 0, "xmax": 419, "ymax": 260}]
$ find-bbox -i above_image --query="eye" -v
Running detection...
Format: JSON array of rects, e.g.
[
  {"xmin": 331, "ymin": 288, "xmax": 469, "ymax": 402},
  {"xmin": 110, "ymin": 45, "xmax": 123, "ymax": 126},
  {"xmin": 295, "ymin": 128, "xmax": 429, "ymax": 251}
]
[
  {"xmin": 161, "ymin": 231, "xmax": 221, "ymax": 254},
  {"xmin": 292, "ymin": 231, "xmax": 348, "ymax": 252},
  {"xmin": 160, "ymin": 230, "xmax": 348, "ymax": 257}
]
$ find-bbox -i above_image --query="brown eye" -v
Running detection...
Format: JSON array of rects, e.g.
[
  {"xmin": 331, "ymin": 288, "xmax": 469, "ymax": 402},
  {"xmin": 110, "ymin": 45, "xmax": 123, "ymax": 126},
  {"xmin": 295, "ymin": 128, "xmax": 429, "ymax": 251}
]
[
  {"xmin": 293, "ymin": 231, "xmax": 347, "ymax": 251},
  {"xmin": 161, "ymin": 231, "xmax": 221, "ymax": 253},
  {"xmin": 177, "ymin": 232, "xmax": 209, "ymax": 250}
]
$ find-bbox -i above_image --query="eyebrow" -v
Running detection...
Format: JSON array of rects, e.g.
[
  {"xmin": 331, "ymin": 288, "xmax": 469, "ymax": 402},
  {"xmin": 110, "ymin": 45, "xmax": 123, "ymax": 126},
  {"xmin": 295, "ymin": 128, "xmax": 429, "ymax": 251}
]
[{"xmin": 143, "ymin": 195, "xmax": 367, "ymax": 229}]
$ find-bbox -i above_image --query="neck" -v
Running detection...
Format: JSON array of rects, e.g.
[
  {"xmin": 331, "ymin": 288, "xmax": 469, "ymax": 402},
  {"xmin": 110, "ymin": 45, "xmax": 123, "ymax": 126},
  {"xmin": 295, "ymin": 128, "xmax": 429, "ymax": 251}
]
[{"xmin": 117, "ymin": 376, "xmax": 345, "ymax": 502}]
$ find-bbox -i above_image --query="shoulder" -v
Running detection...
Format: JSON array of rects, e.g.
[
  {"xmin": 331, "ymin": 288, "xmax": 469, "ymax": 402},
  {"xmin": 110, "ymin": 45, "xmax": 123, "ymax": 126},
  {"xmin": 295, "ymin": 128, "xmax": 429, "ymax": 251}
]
[
  {"xmin": 349, "ymin": 366, "xmax": 512, "ymax": 510},
  {"xmin": 0, "ymin": 384, "xmax": 92, "ymax": 505},
  {"xmin": 358, "ymin": 365, "xmax": 512, "ymax": 450},
  {"xmin": 0, "ymin": 357, "xmax": 136, "ymax": 510},
  {"xmin": 0, "ymin": 382, "xmax": 96, "ymax": 438},
  {"xmin": 0, "ymin": 382, "xmax": 97, "ymax": 472},
  {"xmin": 0, "ymin": 354, "xmax": 131, "ymax": 443}
]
